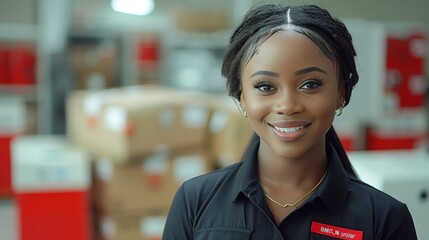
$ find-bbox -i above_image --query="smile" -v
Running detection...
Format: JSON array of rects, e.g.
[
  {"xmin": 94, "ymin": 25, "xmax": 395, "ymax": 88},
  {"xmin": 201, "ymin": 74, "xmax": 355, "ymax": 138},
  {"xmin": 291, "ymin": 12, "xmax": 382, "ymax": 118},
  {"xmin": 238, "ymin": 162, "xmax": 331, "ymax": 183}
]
[
  {"xmin": 268, "ymin": 122, "xmax": 310, "ymax": 141},
  {"xmin": 273, "ymin": 126, "xmax": 304, "ymax": 133}
]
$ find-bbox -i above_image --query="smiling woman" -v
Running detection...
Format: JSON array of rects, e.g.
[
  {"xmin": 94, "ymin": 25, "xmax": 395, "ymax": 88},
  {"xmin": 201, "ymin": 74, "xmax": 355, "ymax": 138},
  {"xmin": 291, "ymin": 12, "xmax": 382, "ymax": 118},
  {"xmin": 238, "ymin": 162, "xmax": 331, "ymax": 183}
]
[{"xmin": 162, "ymin": 3, "xmax": 418, "ymax": 240}]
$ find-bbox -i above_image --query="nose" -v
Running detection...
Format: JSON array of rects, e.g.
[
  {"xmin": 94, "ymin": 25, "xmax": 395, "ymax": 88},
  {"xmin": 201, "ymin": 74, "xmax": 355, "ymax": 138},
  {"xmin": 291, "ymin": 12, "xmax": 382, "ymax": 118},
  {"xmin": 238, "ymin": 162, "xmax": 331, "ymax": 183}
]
[{"xmin": 273, "ymin": 90, "xmax": 303, "ymax": 115}]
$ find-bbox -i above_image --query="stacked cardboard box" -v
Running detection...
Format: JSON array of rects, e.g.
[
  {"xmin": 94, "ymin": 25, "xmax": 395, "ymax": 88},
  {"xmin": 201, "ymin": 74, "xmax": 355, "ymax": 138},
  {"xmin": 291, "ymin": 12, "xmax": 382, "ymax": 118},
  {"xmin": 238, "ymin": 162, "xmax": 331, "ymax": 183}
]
[
  {"xmin": 91, "ymin": 147, "xmax": 213, "ymax": 240},
  {"xmin": 205, "ymin": 95, "xmax": 254, "ymax": 167},
  {"xmin": 67, "ymin": 85, "xmax": 209, "ymax": 162},
  {"xmin": 66, "ymin": 85, "xmax": 253, "ymax": 239}
]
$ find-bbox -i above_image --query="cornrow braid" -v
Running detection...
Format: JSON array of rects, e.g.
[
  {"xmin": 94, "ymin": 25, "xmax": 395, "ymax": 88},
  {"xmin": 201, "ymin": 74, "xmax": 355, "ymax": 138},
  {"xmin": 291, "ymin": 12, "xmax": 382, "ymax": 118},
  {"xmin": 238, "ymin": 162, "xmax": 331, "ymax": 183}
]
[
  {"xmin": 292, "ymin": 5, "xmax": 358, "ymax": 106},
  {"xmin": 222, "ymin": 5, "xmax": 290, "ymax": 100}
]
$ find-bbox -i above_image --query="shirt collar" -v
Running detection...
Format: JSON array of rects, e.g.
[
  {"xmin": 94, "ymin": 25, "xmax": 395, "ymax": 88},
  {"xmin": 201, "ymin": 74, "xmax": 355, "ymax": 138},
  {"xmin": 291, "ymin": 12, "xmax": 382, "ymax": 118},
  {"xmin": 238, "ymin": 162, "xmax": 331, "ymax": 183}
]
[
  {"xmin": 316, "ymin": 143, "xmax": 350, "ymax": 215},
  {"xmin": 229, "ymin": 135, "xmax": 350, "ymax": 216},
  {"xmin": 230, "ymin": 134, "xmax": 260, "ymax": 202}
]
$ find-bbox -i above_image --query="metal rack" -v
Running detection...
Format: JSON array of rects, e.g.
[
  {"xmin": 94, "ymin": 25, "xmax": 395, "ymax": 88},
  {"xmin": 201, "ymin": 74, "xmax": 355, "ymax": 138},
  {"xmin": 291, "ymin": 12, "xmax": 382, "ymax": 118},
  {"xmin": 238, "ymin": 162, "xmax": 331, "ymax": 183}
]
[{"xmin": 0, "ymin": 23, "xmax": 48, "ymax": 134}]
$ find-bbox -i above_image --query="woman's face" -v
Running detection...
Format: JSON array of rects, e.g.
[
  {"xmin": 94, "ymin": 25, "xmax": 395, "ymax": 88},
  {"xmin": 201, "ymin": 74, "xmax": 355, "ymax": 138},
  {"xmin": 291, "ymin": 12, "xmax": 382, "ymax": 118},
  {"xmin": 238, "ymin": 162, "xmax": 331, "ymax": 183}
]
[{"xmin": 240, "ymin": 29, "xmax": 343, "ymax": 160}]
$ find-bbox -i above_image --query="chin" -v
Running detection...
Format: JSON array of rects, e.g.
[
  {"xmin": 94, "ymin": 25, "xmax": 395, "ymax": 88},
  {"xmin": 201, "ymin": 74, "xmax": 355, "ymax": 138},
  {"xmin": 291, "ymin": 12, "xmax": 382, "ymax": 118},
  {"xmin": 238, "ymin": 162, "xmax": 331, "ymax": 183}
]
[{"xmin": 270, "ymin": 141, "xmax": 308, "ymax": 159}]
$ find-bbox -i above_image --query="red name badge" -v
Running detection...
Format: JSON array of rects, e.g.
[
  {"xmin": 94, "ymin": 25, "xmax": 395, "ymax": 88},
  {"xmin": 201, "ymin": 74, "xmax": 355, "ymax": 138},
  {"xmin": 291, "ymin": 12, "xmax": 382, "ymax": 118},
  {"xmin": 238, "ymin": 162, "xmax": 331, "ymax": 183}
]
[{"xmin": 311, "ymin": 221, "xmax": 363, "ymax": 240}]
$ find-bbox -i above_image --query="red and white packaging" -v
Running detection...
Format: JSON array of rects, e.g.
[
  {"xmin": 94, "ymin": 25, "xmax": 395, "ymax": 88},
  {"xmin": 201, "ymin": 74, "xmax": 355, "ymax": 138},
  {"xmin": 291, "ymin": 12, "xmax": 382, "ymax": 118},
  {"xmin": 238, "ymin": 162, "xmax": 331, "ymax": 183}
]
[{"xmin": 11, "ymin": 135, "xmax": 92, "ymax": 240}]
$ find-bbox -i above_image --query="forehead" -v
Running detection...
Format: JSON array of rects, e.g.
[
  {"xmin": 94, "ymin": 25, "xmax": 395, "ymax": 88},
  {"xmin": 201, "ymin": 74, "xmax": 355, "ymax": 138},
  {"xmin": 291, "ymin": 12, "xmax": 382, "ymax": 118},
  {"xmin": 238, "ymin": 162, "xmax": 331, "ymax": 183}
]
[{"xmin": 244, "ymin": 30, "xmax": 335, "ymax": 73}]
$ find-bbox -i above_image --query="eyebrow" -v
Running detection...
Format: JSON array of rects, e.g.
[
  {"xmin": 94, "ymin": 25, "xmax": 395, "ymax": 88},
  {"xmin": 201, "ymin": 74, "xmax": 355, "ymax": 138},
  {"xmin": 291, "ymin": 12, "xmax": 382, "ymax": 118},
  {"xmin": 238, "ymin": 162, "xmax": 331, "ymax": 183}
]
[
  {"xmin": 250, "ymin": 70, "xmax": 279, "ymax": 78},
  {"xmin": 295, "ymin": 66, "xmax": 327, "ymax": 76},
  {"xmin": 249, "ymin": 66, "xmax": 327, "ymax": 78}
]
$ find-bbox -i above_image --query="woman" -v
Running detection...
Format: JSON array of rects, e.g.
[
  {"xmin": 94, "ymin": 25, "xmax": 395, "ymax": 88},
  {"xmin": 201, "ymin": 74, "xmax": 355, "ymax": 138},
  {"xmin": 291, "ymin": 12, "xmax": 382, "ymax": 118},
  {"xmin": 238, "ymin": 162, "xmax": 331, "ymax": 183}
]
[{"xmin": 162, "ymin": 4, "xmax": 417, "ymax": 239}]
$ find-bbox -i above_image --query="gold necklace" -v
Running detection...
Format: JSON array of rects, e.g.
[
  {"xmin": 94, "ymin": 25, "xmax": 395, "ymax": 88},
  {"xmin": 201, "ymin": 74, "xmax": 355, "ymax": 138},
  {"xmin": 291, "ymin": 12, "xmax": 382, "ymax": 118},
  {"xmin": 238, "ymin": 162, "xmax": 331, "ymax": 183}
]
[{"xmin": 264, "ymin": 170, "xmax": 327, "ymax": 208}]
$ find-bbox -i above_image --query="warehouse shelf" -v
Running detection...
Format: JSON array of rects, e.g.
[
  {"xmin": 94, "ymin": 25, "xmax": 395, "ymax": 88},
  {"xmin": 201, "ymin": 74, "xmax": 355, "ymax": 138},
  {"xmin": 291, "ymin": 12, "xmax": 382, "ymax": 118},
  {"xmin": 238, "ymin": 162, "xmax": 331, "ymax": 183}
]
[
  {"xmin": 0, "ymin": 23, "xmax": 47, "ymax": 134},
  {"xmin": 0, "ymin": 24, "xmax": 37, "ymax": 43},
  {"xmin": 0, "ymin": 85, "xmax": 37, "ymax": 102}
]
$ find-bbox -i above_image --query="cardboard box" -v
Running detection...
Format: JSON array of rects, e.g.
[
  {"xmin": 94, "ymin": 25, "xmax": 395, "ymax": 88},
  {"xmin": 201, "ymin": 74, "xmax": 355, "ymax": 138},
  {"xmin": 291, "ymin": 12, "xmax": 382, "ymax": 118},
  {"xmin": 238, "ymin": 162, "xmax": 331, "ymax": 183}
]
[
  {"xmin": 67, "ymin": 90, "xmax": 97, "ymax": 150},
  {"xmin": 205, "ymin": 96, "xmax": 253, "ymax": 167},
  {"xmin": 92, "ymin": 147, "xmax": 214, "ymax": 215},
  {"xmin": 67, "ymin": 86, "xmax": 211, "ymax": 162},
  {"xmin": 164, "ymin": 92, "xmax": 254, "ymax": 167},
  {"xmin": 96, "ymin": 100, "xmax": 208, "ymax": 162}
]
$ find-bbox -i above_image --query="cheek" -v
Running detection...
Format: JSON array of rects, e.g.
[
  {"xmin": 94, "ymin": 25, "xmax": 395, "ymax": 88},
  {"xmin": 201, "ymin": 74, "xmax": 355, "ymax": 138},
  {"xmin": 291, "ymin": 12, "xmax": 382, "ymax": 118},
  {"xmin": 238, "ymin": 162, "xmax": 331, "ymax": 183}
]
[
  {"xmin": 312, "ymin": 97, "xmax": 337, "ymax": 119},
  {"xmin": 243, "ymin": 93, "xmax": 270, "ymax": 118}
]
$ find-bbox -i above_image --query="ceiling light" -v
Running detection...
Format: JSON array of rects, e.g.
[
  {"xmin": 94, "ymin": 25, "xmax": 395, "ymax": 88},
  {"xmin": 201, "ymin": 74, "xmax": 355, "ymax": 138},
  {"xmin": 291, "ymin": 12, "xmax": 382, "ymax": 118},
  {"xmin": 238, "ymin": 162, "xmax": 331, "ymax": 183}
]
[{"xmin": 111, "ymin": 0, "xmax": 154, "ymax": 16}]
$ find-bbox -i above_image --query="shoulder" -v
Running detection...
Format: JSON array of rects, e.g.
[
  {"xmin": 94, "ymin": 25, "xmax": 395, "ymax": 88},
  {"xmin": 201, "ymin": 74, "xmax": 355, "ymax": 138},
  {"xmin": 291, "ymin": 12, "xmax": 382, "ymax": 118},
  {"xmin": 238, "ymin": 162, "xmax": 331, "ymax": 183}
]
[
  {"xmin": 347, "ymin": 176, "xmax": 417, "ymax": 238},
  {"xmin": 347, "ymin": 175, "xmax": 411, "ymax": 218},
  {"xmin": 349, "ymin": 176, "xmax": 402, "ymax": 205}
]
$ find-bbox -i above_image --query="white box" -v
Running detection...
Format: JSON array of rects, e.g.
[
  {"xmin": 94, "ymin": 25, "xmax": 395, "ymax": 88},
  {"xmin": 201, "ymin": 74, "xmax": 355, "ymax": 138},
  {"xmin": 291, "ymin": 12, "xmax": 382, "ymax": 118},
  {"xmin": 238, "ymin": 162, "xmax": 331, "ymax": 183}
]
[
  {"xmin": 11, "ymin": 135, "xmax": 90, "ymax": 192},
  {"xmin": 349, "ymin": 150, "xmax": 429, "ymax": 240}
]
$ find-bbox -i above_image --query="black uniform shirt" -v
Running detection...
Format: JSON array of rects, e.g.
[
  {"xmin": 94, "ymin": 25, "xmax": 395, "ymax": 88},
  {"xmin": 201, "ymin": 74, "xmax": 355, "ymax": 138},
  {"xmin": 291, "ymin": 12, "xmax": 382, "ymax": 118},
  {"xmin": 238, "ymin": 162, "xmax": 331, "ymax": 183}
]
[{"xmin": 162, "ymin": 137, "xmax": 417, "ymax": 240}]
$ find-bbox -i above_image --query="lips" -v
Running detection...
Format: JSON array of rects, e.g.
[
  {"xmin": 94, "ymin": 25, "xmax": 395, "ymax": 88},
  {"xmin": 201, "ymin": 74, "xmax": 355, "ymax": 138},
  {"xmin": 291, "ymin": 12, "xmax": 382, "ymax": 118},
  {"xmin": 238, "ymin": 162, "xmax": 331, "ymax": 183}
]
[
  {"xmin": 268, "ymin": 121, "xmax": 311, "ymax": 141},
  {"xmin": 272, "ymin": 125, "xmax": 304, "ymax": 133}
]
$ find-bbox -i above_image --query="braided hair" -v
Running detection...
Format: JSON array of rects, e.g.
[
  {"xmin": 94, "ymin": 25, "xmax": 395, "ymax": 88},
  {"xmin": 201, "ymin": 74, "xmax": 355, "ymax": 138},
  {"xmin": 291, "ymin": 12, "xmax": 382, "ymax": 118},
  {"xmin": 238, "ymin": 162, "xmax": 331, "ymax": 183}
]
[{"xmin": 222, "ymin": 4, "xmax": 359, "ymax": 177}]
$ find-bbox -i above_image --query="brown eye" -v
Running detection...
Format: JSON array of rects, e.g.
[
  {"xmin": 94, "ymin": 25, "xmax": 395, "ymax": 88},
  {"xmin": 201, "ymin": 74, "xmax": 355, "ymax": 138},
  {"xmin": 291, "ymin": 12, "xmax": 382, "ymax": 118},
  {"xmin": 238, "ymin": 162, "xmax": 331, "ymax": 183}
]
[
  {"xmin": 299, "ymin": 80, "xmax": 323, "ymax": 90},
  {"xmin": 254, "ymin": 82, "xmax": 276, "ymax": 92}
]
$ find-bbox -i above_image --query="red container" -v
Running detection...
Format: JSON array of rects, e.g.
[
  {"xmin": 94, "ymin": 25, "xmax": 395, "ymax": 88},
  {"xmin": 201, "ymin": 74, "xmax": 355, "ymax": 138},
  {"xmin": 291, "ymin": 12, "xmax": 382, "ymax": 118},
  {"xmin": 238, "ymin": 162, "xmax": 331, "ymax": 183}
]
[
  {"xmin": 0, "ymin": 47, "xmax": 10, "ymax": 85},
  {"xmin": 0, "ymin": 134, "xmax": 14, "ymax": 198},
  {"xmin": 8, "ymin": 46, "xmax": 36, "ymax": 85},
  {"xmin": 339, "ymin": 134, "xmax": 355, "ymax": 152},
  {"xmin": 16, "ymin": 191, "xmax": 92, "ymax": 240},
  {"xmin": 138, "ymin": 37, "xmax": 159, "ymax": 67},
  {"xmin": 365, "ymin": 127, "xmax": 424, "ymax": 150}
]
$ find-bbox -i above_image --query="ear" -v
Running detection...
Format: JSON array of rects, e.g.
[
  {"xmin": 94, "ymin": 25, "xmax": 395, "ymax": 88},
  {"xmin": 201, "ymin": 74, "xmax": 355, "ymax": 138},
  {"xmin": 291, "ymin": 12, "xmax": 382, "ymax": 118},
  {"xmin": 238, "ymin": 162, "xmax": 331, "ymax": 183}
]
[{"xmin": 240, "ymin": 92, "xmax": 246, "ymax": 109}]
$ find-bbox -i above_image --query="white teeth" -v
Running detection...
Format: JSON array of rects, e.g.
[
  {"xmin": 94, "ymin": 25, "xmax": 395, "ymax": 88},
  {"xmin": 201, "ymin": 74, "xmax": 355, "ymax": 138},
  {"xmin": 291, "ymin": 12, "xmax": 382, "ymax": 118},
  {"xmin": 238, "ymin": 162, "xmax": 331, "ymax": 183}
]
[{"xmin": 273, "ymin": 126, "xmax": 304, "ymax": 133}]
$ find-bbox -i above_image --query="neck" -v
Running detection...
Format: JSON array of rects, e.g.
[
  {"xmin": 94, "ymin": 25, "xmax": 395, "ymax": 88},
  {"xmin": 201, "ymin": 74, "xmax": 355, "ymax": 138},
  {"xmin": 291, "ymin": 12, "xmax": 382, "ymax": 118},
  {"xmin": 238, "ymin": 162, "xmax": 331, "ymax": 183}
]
[{"xmin": 257, "ymin": 140, "xmax": 328, "ymax": 186}]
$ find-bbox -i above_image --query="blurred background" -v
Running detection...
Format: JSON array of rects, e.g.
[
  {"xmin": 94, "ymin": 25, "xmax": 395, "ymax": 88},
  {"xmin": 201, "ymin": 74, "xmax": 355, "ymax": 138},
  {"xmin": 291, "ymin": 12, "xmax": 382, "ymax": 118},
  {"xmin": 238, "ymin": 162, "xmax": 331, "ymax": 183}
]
[{"xmin": 0, "ymin": 0, "xmax": 428, "ymax": 239}]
